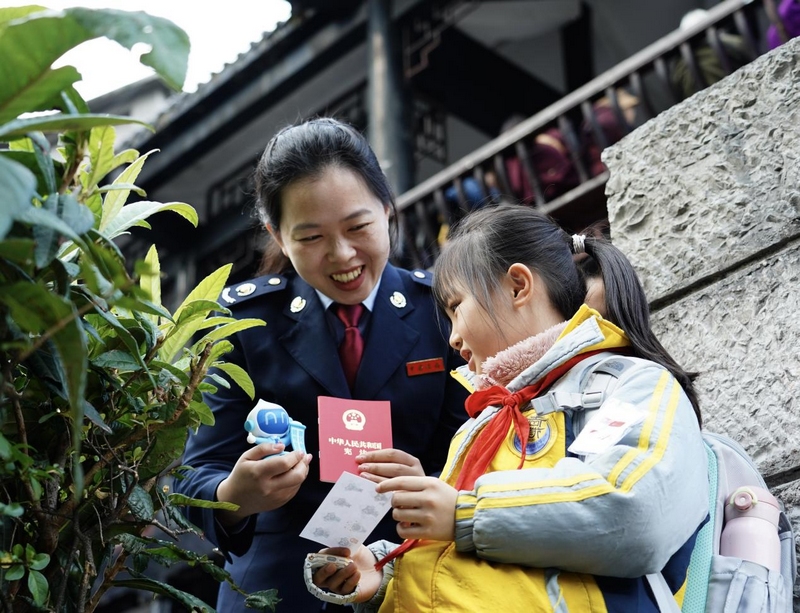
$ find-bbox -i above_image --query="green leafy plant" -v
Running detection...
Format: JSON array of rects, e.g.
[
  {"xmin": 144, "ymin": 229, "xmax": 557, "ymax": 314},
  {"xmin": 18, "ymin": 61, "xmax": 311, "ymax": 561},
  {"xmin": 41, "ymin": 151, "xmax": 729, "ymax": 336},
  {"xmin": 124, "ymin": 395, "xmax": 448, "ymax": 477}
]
[{"xmin": 0, "ymin": 6, "xmax": 275, "ymax": 612}]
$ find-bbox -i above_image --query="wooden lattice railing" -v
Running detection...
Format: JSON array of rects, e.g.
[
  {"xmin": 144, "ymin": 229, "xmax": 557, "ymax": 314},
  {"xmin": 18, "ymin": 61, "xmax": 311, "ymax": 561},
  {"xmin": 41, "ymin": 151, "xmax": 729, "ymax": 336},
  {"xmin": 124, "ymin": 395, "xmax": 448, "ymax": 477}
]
[{"xmin": 394, "ymin": 0, "xmax": 773, "ymax": 268}]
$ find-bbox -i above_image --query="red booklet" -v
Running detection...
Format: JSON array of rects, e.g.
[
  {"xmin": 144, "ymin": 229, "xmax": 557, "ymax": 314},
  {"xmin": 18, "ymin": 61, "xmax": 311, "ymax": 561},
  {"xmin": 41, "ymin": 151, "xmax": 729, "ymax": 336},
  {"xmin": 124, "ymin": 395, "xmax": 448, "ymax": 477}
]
[{"xmin": 317, "ymin": 396, "xmax": 393, "ymax": 483}]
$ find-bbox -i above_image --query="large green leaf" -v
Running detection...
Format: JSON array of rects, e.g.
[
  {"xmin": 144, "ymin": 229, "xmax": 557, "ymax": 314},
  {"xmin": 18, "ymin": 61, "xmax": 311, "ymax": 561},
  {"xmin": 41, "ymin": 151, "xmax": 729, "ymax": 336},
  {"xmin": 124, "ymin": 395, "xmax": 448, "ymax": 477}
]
[
  {"xmin": 82, "ymin": 125, "xmax": 117, "ymax": 190},
  {"xmin": 68, "ymin": 8, "xmax": 189, "ymax": 90},
  {"xmin": 29, "ymin": 553, "xmax": 50, "ymax": 571},
  {"xmin": 4, "ymin": 564, "xmax": 24, "ymax": 581},
  {"xmin": 14, "ymin": 201, "xmax": 90, "ymax": 255},
  {"xmin": 0, "ymin": 8, "xmax": 75, "ymax": 121},
  {"xmin": 32, "ymin": 192, "xmax": 60, "ymax": 268},
  {"xmin": 4, "ymin": 133, "xmax": 58, "ymax": 194},
  {"xmin": 113, "ymin": 532, "xmax": 147, "ymax": 555},
  {"xmin": 97, "ymin": 182, "xmax": 146, "ymax": 195},
  {"xmin": 0, "ymin": 6, "xmax": 46, "ymax": 25},
  {"xmin": 0, "ymin": 154, "xmax": 36, "ymax": 239},
  {"xmin": 29, "ymin": 131, "xmax": 57, "ymax": 194},
  {"xmin": 174, "ymin": 300, "xmax": 229, "ymax": 327},
  {"xmin": 207, "ymin": 340, "xmax": 234, "ymax": 364},
  {"xmin": 191, "ymin": 319, "xmax": 266, "ymax": 352},
  {"xmin": 188, "ymin": 400, "xmax": 215, "ymax": 427},
  {"xmin": 93, "ymin": 349, "xmax": 143, "ymax": 371},
  {"xmin": 0, "ymin": 65, "xmax": 82, "ymax": 123},
  {"xmin": 102, "ymin": 200, "xmax": 197, "ymax": 240},
  {"xmin": 139, "ymin": 245, "xmax": 161, "ymax": 324},
  {"xmin": 175, "ymin": 264, "xmax": 233, "ymax": 319},
  {"xmin": 114, "ymin": 295, "xmax": 172, "ymax": 321},
  {"xmin": 245, "ymin": 590, "xmax": 280, "ymax": 612},
  {"xmin": 0, "ymin": 8, "xmax": 189, "ymax": 124},
  {"xmin": 150, "ymin": 360, "xmax": 189, "ymax": 385},
  {"xmin": 137, "ymin": 413, "xmax": 192, "ymax": 481},
  {"xmin": 162, "ymin": 503, "xmax": 202, "ymax": 535},
  {"xmin": 100, "ymin": 150, "xmax": 155, "ymax": 231},
  {"xmin": 27, "ymin": 569, "xmax": 49, "ymax": 607},
  {"xmin": 84, "ymin": 400, "xmax": 112, "ymax": 433},
  {"xmin": 195, "ymin": 315, "xmax": 237, "ymax": 331},
  {"xmin": 33, "ymin": 193, "xmax": 94, "ymax": 268},
  {"xmin": 127, "ymin": 485, "xmax": 154, "ymax": 521},
  {"xmin": 173, "ymin": 265, "xmax": 232, "ymax": 321},
  {"xmin": 158, "ymin": 301, "xmax": 229, "ymax": 362},
  {"xmin": 58, "ymin": 193, "xmax": 94, "ymax": 235},
  {"xmin": 160, "ymin": 266, "xmax": 232, "ymax": 363},
  {"xmin": 0, "ymin": 150, "xmax": 47, "ymax": 195},
  {"xmin": 157, "ymin": 325, "xmax": 198, "ymax": 366},
  {"xmin": 80, "ymin": 229, "xmax": 133, "ymax": 289},
  {"xmin": 214, "ymin": 363, "xmax": 256, "ymax": 400},
  {"xmin": 24, "ymin": 342, "xmax": 69, "ymax": 398}
]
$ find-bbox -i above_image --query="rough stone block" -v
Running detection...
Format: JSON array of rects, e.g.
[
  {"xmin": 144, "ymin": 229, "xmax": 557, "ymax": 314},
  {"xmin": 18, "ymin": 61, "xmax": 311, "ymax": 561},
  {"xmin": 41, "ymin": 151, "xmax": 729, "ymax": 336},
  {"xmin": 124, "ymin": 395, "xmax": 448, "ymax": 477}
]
[
  {"xmin": 650, "ymin": 242, "xmax": 800, "ymax": 478},
  {"xmin": 604, "ymin": 38, "xmax": 800, "ymax": 302}
]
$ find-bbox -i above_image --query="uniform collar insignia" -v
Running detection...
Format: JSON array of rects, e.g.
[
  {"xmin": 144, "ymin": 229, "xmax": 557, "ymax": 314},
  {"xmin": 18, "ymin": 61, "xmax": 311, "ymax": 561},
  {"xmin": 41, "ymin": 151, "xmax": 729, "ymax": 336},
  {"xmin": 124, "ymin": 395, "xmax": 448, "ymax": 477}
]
[{"xmin": 290, "ymin": 296, "xmax": 307, "ymax": 313}]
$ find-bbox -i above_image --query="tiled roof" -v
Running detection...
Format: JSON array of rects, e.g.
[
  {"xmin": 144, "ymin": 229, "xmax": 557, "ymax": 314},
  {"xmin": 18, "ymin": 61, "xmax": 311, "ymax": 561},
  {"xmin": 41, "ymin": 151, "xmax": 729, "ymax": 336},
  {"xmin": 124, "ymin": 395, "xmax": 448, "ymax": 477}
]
[{"xmin": 123, "ymin": 13, "xmax": 302, "ymax": 149}]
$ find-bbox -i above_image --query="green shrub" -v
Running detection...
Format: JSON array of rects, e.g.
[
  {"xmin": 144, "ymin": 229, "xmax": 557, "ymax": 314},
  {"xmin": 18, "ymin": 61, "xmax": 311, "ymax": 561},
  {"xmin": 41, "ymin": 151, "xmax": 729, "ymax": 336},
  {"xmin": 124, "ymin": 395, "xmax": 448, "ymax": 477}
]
[{"xmin": 0, "ymin": 6, "xmax": 273, "ymax": 612}]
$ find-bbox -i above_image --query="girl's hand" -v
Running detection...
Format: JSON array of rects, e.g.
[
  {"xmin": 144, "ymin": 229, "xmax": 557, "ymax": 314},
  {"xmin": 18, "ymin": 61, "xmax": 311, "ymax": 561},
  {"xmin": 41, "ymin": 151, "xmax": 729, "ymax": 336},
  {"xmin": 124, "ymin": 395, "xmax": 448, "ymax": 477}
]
[
  {"xmin": 356, "ymin": 448, "xmax": 424, "ymax": 482},
  {"xmin": 215, "ymin": 443, "xmax": 312, "ymax": 525},
  {"xmin": 311, "ymin": 546, "xmax": 382, "ymax": 603},
  {"xmin": 377, "ymin": 476, "xmax": 457, "ymax": 541}
]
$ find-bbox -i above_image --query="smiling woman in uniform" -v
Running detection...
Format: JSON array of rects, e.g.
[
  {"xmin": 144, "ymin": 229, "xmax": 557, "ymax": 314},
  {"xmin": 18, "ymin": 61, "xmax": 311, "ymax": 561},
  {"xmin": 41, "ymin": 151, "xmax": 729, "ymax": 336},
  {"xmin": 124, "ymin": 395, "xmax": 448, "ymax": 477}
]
[{"xmin": 174, "ymin": 117, "xmax": 469, "ymax": 612}]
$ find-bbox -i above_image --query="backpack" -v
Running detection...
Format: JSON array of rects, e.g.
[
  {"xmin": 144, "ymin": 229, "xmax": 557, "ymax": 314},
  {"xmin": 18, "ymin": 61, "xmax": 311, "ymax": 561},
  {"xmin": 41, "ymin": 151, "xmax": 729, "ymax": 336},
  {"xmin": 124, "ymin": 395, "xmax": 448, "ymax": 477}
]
[
  {"xmin": 680, "ymin": 431, "xmax": 797, "ymax": 613},
  {"xmin": 531, "ymin": 355, "xmax": 798, "ymax": 612}
]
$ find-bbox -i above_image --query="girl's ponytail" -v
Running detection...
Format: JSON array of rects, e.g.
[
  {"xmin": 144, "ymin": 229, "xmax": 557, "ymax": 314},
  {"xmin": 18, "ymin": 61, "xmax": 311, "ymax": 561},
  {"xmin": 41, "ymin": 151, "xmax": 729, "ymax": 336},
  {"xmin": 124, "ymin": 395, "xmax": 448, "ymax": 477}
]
[{"xmin": 580, "ymin": 235, "xmax": 702, "ymax": 425}]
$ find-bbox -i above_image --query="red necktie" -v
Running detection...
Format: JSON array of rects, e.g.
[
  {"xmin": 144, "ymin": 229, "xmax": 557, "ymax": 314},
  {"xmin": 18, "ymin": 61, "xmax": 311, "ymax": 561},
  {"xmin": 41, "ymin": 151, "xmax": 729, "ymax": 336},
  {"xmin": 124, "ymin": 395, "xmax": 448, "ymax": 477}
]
[{"xmin": 334, "ymin": 303, "xmax": 364, "ymax": 390}]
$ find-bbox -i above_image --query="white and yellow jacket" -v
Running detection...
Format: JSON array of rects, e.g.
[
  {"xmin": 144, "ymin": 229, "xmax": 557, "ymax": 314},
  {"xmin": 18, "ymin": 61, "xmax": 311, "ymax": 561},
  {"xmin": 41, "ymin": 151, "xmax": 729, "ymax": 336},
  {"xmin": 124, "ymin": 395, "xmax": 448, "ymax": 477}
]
[{"xmin": 361, "ymin": 307, "xmax": 709, "ymax": 613}]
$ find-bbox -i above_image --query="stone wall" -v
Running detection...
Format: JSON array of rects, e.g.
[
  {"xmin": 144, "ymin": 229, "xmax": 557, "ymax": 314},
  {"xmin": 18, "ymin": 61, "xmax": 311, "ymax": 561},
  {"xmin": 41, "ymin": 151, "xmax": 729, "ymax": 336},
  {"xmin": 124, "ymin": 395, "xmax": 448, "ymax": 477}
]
[{"xmin": 604, "ymin": 37, "xmax": 800, "ymax": 608}]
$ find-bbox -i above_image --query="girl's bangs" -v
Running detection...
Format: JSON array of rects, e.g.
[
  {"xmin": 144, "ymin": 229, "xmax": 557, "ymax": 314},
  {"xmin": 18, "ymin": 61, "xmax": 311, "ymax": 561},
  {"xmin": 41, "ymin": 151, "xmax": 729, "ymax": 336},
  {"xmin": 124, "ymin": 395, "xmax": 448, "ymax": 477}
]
[{"xmin": 433, "ymin": 236, "xmax": 478, "ymax": 307}]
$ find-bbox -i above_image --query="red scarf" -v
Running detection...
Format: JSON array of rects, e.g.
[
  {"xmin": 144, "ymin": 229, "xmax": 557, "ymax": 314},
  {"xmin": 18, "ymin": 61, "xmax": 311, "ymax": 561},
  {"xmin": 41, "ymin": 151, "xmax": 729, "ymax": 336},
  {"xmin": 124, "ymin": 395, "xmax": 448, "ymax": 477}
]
[{"xmin": 375, "ymin": 349, "xmax": 606, "ymax": 570}]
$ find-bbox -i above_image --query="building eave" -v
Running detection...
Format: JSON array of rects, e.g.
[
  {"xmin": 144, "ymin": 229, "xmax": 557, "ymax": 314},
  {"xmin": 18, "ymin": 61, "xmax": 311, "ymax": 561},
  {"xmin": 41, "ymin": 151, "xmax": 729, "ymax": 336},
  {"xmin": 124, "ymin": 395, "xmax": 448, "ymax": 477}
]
[{"xmin": 132, "ymin": 5, "xmax": 369, "ymax": 190}]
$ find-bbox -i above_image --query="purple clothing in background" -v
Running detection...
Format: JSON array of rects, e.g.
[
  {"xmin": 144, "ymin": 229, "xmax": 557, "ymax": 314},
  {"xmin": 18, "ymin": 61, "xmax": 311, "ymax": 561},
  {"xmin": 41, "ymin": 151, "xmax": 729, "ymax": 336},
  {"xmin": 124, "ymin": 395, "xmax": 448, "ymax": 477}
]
[{"xmin": 768, "ymin": 0, "xmax": 800, "ymax": 49}]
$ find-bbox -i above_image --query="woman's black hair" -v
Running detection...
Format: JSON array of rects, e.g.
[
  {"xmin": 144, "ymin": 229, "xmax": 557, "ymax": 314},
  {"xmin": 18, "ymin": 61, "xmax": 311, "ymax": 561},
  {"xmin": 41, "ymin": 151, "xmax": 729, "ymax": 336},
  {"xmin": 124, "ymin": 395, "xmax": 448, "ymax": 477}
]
[
  {"xmin": 433, "ymin": 203, "xmax": 701, "ymax": 425},
  {"xmin": 253, "ymin": 117, "xmax": 398, "ymax": 274}
]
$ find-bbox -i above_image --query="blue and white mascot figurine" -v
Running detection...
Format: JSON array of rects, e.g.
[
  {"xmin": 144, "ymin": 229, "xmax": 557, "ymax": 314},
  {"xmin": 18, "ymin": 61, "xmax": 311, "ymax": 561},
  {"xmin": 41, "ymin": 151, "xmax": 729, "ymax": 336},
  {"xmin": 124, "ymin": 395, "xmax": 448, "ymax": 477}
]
[{"xmin": 244, "ymin": 399, "xmax": 307, "ymax": 455}]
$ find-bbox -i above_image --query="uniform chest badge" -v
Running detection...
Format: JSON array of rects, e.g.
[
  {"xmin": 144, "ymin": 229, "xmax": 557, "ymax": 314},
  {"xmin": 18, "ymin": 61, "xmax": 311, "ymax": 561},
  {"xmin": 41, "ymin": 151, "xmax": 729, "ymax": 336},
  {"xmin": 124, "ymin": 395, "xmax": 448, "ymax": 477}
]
[{"xmin": 513, "ymin": 415, "xmax": 554, "ymax": 457}]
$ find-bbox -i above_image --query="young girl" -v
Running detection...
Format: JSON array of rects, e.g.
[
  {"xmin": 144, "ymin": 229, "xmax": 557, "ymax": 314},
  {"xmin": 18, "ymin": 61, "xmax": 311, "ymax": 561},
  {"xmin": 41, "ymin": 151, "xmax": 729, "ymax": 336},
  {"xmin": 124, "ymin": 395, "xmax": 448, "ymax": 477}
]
[{"xmin": 309, "ymin": 203, "xmax": 709, "ymax": 612}]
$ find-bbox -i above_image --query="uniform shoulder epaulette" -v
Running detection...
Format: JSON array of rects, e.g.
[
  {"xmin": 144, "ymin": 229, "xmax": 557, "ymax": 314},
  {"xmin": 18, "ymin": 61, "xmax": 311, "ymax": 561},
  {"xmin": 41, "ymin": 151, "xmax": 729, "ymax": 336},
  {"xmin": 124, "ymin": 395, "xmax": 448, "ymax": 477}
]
[
  {"xmin": 219, "ymin": 274, "xmax": 288, "ymax": 306},
  {"xmin": 409, "ymin": 269, "xmax": 433, "ymax": 287}
]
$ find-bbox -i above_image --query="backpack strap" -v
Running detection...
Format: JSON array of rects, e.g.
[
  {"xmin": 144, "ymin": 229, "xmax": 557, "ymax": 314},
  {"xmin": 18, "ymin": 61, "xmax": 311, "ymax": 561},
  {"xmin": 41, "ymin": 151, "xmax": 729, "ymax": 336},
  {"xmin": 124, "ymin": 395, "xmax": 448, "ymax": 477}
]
[
  {"xmin": 529, "ymin": 385, "xmax": 606, "ymax": 415},
  {"xmin": 530, "ymin": 356, "xmax": 635, "ymax": 422},
  {"xmin": 679, "ymin": 441, "xmax": 718, "ymax": 613},
  {"xmin": 645, "ymin": 573, "xmax": 682, "ymax": 613}
]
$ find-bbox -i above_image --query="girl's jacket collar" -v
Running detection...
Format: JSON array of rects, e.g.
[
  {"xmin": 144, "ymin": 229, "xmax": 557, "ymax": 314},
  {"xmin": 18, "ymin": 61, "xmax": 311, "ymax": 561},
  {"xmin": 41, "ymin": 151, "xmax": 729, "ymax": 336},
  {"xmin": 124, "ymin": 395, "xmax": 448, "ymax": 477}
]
[{"xmin": 452, "ymin": 305, "xmax": 630, "ymax": 394}]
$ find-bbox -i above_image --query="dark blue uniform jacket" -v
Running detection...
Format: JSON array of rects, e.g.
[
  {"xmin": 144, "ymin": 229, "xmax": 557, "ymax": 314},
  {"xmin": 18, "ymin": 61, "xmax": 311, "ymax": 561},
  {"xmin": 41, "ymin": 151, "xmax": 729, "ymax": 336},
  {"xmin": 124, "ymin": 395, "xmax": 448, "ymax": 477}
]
[{"xmin": 175, "ymin": 264, "xmax": 468, "ymax": 611}]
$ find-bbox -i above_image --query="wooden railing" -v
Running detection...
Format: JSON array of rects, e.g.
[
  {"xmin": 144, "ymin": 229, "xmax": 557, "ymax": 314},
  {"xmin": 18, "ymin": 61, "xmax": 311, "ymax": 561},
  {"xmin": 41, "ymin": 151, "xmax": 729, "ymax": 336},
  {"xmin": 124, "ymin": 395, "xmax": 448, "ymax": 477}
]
[{"xmin": 394, "ymin": 0, "xmax": 770, "ymax": 268}]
